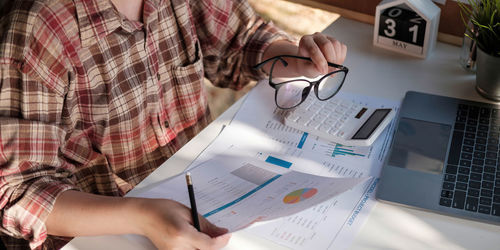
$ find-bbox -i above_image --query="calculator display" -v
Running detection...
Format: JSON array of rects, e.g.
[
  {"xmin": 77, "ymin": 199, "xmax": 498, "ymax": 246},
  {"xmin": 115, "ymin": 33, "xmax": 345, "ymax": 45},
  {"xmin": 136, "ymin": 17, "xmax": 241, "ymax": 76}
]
[{"xmin": 352, "ymin": 109, "xmax": 391, "ymax": 139}]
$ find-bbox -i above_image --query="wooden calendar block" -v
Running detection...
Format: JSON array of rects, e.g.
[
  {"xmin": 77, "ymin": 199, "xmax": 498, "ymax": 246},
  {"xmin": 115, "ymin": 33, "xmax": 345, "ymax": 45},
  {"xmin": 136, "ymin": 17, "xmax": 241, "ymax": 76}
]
[{"xmin": 374, "ymin": 0, "xmax": 441, "ymax": 59}]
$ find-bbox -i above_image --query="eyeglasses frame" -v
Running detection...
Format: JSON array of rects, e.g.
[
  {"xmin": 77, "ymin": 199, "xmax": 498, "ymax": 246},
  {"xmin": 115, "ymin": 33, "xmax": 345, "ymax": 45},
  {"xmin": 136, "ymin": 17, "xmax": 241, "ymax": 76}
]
[{"xmin": 253, "ymin": 55, "xmax": 349, "ymax": 109}]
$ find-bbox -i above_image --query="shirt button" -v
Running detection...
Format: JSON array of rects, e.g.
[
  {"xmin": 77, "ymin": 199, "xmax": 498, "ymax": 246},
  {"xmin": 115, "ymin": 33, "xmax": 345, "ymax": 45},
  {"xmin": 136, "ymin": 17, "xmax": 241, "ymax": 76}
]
[
  {"xmin": 164, "ymin": 120, "xmax": 169, "ymax": 128},
  {"xmin": 157, "ymin": 73, "xmax": 160, "ymax": 80}
]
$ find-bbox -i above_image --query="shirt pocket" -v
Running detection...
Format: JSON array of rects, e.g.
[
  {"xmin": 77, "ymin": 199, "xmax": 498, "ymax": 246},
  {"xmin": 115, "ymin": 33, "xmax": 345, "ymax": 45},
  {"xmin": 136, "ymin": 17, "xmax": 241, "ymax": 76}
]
[{"xmin": 169, "ymin": 41, "xmax": 208, "ymax": 133}]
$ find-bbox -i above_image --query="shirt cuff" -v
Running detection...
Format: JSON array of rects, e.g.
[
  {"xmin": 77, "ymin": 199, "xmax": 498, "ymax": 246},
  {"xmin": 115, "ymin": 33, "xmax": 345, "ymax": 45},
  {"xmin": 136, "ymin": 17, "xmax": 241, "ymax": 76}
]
[{"xmin": 3, "ymin": 176, "xmax": 78, "ymax": 249}]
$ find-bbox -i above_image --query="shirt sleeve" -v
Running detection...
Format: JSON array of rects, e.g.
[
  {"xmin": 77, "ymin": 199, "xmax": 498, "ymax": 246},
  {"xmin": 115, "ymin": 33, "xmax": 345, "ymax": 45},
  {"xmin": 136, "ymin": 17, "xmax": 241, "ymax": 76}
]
[
  {"xmin": 190, "ymin": 0, "xmax": 295, "ymax": 90},
  {"xmin": 0, "ymin": 11, "xmax": 79, "ymax": 250}
]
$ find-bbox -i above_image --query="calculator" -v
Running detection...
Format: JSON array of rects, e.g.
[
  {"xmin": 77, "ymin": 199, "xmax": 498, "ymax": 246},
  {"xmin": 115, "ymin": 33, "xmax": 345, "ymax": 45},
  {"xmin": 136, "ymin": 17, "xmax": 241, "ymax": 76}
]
[{"xmin": 284, "ymin": 93, "xmax": 395, "ymax": 146}]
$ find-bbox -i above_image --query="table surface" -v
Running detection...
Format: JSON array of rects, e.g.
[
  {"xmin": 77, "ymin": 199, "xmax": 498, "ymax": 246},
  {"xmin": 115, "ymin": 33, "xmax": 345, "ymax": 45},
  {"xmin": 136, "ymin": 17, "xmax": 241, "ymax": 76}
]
[{"xmin": 64, "ymin": 18, "xmax": 500, "ymax": 250}]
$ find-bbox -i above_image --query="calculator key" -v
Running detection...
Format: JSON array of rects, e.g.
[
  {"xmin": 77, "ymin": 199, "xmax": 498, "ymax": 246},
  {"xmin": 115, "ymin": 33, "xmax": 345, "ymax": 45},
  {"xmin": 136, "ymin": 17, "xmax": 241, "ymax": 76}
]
[
  {"xmin": 479, "ymin": 205, "xmax": 491, "ymax": 214},
  {"xmin": 306, "ymin": 120, "xmax": 321, "ymax": 129},
  {"xmin": 318, "ymin": 125, "xmax": 331, "ymax": 133},
  {"xmin": 312, "ymin": 114, "xmax": 324, "ymax": 122},
  {"xmin": 324, "ymin": 118, "xmax": 337, "ymax": 125}
]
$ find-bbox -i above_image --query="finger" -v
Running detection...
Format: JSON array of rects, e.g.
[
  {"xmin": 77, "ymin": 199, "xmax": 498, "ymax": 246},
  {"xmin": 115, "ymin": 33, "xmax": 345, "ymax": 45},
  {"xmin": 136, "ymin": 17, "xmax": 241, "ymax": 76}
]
[
  {"xmin": 212, "ymin": 233, "xmax": 232, "ymax": 249},
  {"xmin": 327, "ymin": 37, "xmax": 346, "ymax": 65},
  {"xmin": 341, "ymin": 43, "xmax": 347, "ymax": 64},
  {"xmin": 184, "ymin": 224, "xmax": 219, "ymax": 250},
  {"xmin": 299, "ymin": 35, "xmax": 328, "ymax": 74},
  {"xmin": 200, "ymin": 215, "xmax": 229, "ymax": 238},
  {"xmin": 313, "ymin": 32, "xmax": 336, "ymax": 64}
]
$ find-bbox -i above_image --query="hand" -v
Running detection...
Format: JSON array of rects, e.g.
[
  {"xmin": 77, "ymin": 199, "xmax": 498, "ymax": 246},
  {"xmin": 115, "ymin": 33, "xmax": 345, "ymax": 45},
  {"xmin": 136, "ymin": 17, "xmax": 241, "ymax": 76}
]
[
  {"xmin": 261, "ymin": 33, "xmax": 347, "ymax": 79},
  {"xmin": 136, "ymin": 198, "xmax": 231, "ymax": 250},
  {"xmin": 296, "ymin": 32, "xmax": 347, "ymax": 77}
]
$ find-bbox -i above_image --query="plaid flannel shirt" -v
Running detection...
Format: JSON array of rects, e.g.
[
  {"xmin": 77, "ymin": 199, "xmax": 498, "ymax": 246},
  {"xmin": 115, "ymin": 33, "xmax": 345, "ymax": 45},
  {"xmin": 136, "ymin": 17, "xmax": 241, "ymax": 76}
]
[{"xmin": 0, "ymin": 0, "xmax": 289, "ymax": 248}]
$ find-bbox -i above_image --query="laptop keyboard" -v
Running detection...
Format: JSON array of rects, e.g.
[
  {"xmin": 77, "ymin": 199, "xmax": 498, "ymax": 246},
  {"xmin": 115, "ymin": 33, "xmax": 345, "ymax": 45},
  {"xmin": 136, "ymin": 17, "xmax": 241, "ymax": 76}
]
[{"xmin": 440, "ymin": 104, "xmax": 500, "ymax": 216}]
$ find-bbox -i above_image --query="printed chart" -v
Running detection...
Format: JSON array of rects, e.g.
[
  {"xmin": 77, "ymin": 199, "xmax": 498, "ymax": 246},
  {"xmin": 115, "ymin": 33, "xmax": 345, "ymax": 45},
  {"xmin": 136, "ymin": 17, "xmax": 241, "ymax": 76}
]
[{"xmin": 283, "ymin": 188, "xmax": 318, "ymax": 204}]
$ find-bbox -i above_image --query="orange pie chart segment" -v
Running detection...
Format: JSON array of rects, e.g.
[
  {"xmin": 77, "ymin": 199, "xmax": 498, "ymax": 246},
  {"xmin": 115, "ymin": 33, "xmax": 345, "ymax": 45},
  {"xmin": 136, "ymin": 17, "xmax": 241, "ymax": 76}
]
[{"xmin": 283, "ymin": 188, "xmax": 318, "ymax": 204}]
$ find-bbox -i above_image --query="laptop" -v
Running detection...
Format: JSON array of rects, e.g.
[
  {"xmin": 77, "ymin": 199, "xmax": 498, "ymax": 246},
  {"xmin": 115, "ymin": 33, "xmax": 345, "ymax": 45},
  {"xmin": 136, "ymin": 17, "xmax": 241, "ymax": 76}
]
[{"xmin": 377, "ymin": 91, "xmax": 500, "ymax": 225}]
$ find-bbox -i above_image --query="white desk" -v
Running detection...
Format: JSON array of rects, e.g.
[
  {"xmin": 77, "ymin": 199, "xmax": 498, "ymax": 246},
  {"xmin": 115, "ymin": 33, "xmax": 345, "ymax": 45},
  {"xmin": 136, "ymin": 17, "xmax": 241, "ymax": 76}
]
[{"xmin": 64, "ymin": 18, "xmax": 500, "ymax": 250}]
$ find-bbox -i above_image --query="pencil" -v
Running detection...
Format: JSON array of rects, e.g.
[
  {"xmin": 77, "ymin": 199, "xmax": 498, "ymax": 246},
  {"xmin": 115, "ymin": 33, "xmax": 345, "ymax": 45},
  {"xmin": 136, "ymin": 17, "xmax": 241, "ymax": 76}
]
[{"xmin": 185, "ymin": 172, "xmax": 201, "ymax": 231}]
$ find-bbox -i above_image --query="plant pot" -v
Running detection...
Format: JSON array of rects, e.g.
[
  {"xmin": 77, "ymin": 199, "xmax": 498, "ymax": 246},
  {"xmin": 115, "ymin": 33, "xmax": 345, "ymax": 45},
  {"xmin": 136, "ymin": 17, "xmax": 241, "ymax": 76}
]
[{"xmin": 475, "ymin": 48, "xmax": 500, "ymax": 101}]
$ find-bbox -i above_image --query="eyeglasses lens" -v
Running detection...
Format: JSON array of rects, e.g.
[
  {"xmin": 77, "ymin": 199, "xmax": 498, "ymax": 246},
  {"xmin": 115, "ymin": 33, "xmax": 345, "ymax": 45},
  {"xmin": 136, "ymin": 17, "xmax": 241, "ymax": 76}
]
[
  {"xmin": 275, "ymin": 80, "xmax": 310, "ymax": 109},
  {"xmin": 317, "ymin": 70, "xmax": 346, "ymax": 100}
]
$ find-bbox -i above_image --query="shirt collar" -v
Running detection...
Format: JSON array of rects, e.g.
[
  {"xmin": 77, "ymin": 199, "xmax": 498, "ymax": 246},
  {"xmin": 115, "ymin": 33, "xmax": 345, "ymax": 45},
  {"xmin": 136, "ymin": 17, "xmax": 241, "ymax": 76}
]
[
  {"xmin": 75, "ymin": 0, "xmax": 121, "ymax": 47},
  {"xmin": 75, "ymin": 0, "xmax": 162, "ymax": 47}
]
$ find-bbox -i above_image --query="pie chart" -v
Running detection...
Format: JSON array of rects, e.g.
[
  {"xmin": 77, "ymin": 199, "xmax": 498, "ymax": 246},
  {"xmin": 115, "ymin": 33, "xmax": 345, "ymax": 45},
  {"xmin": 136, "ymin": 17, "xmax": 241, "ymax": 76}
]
[{"xmin": 283, "ymin": 188, "xmax": 318, "ymax": 204}]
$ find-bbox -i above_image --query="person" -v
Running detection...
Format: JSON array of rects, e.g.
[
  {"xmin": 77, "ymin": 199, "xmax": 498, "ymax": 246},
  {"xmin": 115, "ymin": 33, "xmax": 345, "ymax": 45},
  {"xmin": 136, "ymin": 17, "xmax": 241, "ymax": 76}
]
[{"xmin": 0, "ymin": 0, "xmax": 347, "ymax": 249}]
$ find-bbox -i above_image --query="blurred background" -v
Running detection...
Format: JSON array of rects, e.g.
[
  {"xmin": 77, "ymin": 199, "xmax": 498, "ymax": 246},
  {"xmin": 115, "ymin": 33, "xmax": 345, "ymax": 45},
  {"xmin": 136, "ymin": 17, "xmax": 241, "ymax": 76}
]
[{"xmin": 205, "ymin": 0, "xmax": 340, "ymax": 119}]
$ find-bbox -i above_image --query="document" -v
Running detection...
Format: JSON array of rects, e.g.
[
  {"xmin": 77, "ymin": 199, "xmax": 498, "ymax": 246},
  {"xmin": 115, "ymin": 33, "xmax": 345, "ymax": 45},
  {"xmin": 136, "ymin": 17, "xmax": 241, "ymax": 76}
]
[
  {"xmin": 188, "ymin": 81, "xmax": 400, "ymax": 250},
  {"xmin": 133, "ymin": 155, "xmax": 368, "ymax": 233}
]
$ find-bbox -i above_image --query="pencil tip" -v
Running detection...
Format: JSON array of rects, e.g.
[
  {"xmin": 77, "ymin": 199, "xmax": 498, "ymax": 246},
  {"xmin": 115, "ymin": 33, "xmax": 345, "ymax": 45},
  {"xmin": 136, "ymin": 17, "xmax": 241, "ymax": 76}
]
[{"xmin": 185, "ymin": 172, "xmax": 192, "ymax": 184}]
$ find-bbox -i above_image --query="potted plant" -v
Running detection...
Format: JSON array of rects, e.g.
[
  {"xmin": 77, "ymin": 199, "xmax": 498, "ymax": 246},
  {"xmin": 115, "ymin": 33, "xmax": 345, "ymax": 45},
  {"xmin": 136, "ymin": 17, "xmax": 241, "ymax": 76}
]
[{"xmin": 459, "ymin": 0, "xmax": 500, "ymax": 101}]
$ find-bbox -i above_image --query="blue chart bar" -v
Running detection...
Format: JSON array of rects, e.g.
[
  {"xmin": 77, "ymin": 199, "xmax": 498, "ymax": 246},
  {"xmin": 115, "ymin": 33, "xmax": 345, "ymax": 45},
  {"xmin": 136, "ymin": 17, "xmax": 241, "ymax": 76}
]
[
  {"xmin": 265, "ymin": 156, "xmax": 292, "ymax": 169},
  {"xmin": 297, "ymin": 132, "xmax": 308, "ymax": 149},
  {"xmin": 332, "ymin": 144, "xmax": 366, "ymax": 157}
]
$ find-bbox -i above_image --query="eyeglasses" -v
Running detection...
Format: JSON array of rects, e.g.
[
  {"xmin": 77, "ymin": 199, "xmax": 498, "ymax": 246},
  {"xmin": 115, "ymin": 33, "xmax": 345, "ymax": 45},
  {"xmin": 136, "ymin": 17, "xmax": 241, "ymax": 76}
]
[{"xmin": 253, "ymin": 55, "xmax": 349, "ymax": 109}]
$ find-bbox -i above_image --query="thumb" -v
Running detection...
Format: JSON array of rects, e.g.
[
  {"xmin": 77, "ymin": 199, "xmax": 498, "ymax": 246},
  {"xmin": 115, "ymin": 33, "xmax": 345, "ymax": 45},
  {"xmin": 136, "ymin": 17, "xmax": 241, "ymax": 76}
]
[{"xmin": 199, "ymin": 215, "xmax": 229, "ymax": 238}]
